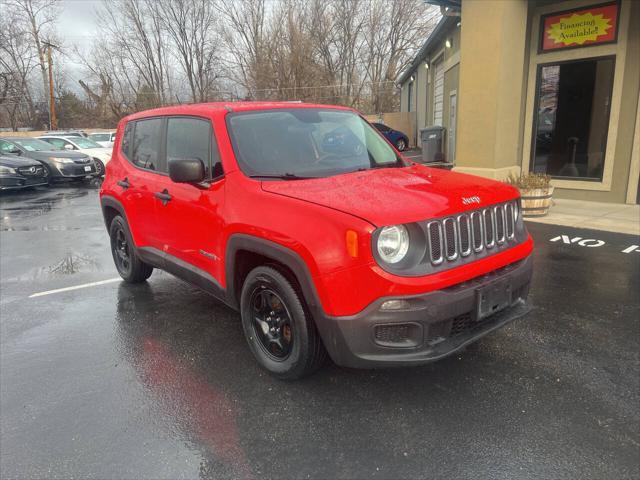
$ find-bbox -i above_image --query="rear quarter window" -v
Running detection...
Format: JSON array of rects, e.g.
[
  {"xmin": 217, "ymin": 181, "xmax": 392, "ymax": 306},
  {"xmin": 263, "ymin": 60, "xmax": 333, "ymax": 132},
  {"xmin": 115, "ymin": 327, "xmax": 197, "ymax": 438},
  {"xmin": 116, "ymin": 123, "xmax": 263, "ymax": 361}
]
[{"xmin": 121, "ymin": 122, "xmax": 133, "ymax": 158}]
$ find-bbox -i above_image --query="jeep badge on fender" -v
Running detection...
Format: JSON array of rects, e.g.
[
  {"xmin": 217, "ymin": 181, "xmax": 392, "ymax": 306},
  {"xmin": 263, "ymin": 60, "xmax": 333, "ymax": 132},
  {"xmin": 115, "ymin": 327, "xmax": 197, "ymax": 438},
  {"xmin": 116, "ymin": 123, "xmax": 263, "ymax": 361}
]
[{"xmin": 100, "ymin": 102, "xmax": 533, "ymax": 380}]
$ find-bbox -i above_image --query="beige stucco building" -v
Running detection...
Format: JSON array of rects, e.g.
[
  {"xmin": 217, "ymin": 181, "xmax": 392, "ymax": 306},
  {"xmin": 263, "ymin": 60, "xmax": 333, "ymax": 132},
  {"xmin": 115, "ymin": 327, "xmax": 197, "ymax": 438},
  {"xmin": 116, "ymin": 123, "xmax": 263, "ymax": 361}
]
[{"xmin": 400, "ymin": 0, "xmax": 640, "ymax": 204}]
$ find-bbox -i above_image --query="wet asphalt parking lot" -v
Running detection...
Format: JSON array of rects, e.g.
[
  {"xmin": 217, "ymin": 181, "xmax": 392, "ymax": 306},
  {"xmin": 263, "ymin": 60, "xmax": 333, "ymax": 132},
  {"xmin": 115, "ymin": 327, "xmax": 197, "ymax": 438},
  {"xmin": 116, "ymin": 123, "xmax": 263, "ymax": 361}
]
[{"xmin": 1, "ymin": 184, "xmax": 639, "ymax": 480}]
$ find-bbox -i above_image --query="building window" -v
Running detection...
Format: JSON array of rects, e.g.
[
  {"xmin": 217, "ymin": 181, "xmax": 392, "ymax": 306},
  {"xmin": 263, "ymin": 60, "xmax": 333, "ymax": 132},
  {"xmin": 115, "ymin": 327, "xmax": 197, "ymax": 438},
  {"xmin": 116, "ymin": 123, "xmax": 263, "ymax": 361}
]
[
  {"xmin": 531, "ymin": 56, "xmax": 615, "ymax": 181},
  {"xmin": 407, "ymin": 81, "xmax": 413, "ymax": 112}
]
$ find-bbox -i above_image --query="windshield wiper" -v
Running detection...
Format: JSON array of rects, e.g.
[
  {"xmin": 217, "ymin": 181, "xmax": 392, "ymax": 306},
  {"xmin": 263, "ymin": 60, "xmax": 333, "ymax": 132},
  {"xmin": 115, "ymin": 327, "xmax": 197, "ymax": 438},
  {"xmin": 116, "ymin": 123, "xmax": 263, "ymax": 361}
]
[
  {"xmin": 249, "ymin": 173, "xmax": 317, "ymax": 180},
  {"xmin": 352, "ymin": 163, "xmax": 401, "ymax": 173}
]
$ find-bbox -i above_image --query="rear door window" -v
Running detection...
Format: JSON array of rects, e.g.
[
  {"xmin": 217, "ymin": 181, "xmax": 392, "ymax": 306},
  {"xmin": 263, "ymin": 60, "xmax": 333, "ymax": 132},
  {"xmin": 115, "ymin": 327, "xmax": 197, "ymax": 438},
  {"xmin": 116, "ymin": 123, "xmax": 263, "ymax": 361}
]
[{"xmin": 131, "ymin": 118, "xmax": 164, "ymax": 172}]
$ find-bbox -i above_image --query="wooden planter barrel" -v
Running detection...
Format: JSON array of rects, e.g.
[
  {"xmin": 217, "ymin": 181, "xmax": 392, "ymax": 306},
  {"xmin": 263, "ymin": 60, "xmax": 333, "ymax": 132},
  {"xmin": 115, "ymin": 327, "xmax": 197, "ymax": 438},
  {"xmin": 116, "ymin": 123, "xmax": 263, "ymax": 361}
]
[{"xmin": 520, "ymin": 186, "xmax": 554, "ymax": 217}]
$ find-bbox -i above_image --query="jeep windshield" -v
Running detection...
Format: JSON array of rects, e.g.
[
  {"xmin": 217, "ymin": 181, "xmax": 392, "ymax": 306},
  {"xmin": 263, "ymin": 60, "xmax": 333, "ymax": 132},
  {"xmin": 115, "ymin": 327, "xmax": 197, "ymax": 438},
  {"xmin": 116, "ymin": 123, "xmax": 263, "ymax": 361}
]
[{"xmin": 226, "ymin": 108, "xmax": 406, "ymax": 179}]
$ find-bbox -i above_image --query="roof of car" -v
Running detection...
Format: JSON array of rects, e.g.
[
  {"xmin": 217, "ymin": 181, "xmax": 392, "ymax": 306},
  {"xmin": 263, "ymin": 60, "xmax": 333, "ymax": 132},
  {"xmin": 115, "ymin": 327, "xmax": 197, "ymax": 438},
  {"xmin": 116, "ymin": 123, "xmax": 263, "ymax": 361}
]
[{"xmin": 124, "ymin": 101, "xmax": 354, "ymax": 122}]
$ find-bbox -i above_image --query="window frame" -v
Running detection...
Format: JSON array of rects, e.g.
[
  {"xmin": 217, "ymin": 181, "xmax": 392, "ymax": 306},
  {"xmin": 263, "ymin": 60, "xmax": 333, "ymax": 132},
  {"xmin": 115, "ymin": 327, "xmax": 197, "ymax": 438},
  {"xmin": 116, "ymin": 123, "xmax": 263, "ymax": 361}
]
[
  {"xmin": 164, "ymin": 115, "xmax": 224, "ymax": 182},
  {"xmin": 528, "ymin": 54, "xmax": 616, "ymax": 182},
  {"xmin": 123, "ymin": 116, "xmax": 166, "ymax": 174},
  {"xmin": 121, "ymin": 114, "xmax": 223, "ymax": 182}
]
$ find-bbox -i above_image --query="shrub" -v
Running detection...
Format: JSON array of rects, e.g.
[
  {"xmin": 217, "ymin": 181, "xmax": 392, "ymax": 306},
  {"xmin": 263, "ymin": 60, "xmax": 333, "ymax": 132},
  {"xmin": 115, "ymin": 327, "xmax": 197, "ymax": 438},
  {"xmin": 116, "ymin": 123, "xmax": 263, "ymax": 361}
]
[{"xmin": 505, "ymin": 172, "xmax": 551, "ymax": 189}]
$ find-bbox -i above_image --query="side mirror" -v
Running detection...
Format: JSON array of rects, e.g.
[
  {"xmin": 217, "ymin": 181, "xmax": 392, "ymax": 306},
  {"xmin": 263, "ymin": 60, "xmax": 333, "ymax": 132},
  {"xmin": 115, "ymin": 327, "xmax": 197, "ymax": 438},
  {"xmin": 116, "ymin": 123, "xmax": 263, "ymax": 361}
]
[
  {"xmin": 64, "ymin": 144, "xmax": 74, "ymax": 150},
  {"xmin": 168, "ymin": 158, "xmax": 205, "ymax": 184}
]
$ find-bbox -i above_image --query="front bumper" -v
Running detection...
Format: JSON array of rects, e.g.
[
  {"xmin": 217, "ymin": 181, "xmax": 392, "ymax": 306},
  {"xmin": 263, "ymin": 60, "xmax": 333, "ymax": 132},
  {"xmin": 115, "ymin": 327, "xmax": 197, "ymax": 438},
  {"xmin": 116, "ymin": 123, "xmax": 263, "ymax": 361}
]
[
  {"xmin": 49, "ymin": 162, "xmax": 97, "ymax": 178},
  {"xmin": 0, "ymin": 175, "xmax": 48, "ymax": 190},
  {"xmin": 316, "ymin": 255, "xmax": 533, "ymax": 368}
]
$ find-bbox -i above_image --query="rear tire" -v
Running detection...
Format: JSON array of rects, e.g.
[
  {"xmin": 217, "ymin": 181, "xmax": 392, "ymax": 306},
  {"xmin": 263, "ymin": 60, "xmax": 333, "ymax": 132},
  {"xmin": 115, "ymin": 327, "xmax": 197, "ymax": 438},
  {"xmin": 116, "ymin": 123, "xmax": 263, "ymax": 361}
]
[
  {"xmin": 240, "ymin": 266, "xmax": 326, "ymax": 380},
  {"xmin": 109, "ymin": 215, "xmax": 153, "ymax": 283}
]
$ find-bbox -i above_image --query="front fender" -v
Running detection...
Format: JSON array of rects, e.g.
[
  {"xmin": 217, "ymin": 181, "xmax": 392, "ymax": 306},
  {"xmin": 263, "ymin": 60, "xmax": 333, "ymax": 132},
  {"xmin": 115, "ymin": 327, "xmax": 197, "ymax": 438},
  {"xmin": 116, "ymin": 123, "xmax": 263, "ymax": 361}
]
[{"xmin": 224, "ymin": 234, "xmax": 323, "ymax": 313}]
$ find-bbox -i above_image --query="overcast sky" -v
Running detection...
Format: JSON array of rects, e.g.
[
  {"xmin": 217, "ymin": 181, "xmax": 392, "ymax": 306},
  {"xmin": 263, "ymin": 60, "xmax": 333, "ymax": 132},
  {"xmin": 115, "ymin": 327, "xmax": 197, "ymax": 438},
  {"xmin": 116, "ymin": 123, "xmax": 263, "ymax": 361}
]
[{"xmin": 57, "ymin": 0, "xmax": 104, "ymax": 91}]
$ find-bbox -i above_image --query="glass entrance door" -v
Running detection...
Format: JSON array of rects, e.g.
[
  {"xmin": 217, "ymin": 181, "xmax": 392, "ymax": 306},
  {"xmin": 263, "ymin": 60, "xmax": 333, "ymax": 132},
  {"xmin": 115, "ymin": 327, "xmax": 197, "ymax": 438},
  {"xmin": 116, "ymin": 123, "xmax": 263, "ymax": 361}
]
[{"xmin": 531, "ymin": 56, "xmax": 615, "ymax": 181}]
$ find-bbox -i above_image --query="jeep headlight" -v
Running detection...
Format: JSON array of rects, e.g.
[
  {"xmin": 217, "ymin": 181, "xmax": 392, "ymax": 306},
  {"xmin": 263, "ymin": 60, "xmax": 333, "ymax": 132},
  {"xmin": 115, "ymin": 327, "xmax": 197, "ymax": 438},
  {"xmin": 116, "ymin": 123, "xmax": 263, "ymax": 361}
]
[
  {"xmin": 377, "ymin": 225, "xmax": 410, "ymax": 264},
  {"xmin": 49, "ymin": 157, "xmax": 74, "ymax": 164}
]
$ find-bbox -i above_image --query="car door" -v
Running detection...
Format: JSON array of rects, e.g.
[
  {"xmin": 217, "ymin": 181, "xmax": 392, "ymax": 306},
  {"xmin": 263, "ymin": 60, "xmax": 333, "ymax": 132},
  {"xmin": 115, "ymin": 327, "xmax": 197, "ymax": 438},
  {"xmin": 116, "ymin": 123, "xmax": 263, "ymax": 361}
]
[
  {"xmin": 152, "ymin": 116, "xmax": 226, "ymax": 284},
  {"xmin": 117, "ymin": 117, "xmax": 167, "ymax": 250}
]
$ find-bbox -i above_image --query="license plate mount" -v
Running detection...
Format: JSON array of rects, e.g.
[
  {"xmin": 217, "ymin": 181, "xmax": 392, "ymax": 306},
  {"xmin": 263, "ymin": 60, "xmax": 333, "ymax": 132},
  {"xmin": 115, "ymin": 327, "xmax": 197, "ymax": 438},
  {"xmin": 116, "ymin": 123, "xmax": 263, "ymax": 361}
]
[
  {"xmin": 84, "ymin": 165, "xmax": 92, "ymax": 172},
  {"xmin": 476, "ymin": 278, "xmax": 512, "ymax": 320}
]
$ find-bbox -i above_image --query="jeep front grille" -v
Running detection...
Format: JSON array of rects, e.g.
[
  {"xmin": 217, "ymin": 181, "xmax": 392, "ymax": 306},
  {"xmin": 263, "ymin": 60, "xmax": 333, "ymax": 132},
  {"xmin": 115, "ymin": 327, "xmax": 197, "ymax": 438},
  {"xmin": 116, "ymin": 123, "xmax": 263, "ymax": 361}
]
[
  {"xmin": 425, "ymin": 200, "xmax": 520, "ymax": 270},
  {"xmin": 373, "ymin": 200, "xmax": 525, "ymax": 276}
]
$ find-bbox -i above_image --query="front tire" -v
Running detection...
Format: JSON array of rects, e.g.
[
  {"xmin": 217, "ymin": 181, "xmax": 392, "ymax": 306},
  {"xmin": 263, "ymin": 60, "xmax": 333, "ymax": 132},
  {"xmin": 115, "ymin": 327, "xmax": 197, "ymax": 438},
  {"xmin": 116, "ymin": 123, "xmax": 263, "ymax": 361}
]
[
  {"xmin": 109, "ymin": 215, "xmax": 153, "ymax": 283},
  {"xmin": 93, "ymin": 158, "xmax": 105, "ymax": 177},
  {"xmin": 240, "ymin": 266, "xmax": 326, "ymax": 380},
  {"xmin": 41, "ymin": 164, "xmax": 54, "ymax": 185}
]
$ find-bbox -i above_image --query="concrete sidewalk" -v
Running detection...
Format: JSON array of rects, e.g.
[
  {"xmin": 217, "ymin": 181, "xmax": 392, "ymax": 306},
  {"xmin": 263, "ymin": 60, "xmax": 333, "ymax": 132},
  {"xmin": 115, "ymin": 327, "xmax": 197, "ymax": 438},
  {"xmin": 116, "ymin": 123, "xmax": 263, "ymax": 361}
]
[{"xmin": 525, "ymin": 198, "xmax": 640, "ymax": 236}]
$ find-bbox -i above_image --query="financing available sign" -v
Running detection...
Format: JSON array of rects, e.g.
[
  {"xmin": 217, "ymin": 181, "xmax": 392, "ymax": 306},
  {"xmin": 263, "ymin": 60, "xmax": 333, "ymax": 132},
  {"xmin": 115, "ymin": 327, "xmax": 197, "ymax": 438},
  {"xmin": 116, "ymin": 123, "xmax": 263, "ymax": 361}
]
[{"xmin": 540, "ymin": 2, "xmax": 619, "ymax": 52}]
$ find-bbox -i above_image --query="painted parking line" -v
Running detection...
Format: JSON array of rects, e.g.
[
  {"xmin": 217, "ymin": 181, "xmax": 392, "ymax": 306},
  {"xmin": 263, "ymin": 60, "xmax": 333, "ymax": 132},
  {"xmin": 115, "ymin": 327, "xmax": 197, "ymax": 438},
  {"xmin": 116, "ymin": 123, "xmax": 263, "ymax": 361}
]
[{"xmin": 29, "ymin": 278, "xmax": 121, "ymax": 298}]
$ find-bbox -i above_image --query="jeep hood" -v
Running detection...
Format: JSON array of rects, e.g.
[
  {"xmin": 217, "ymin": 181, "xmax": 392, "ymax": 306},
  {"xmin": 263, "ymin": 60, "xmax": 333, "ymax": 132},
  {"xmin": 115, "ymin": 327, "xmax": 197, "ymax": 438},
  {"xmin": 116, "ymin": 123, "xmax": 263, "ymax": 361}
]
[{"xmin": 261, "ymin": 164, "xmax": 520, "ymax": 227}]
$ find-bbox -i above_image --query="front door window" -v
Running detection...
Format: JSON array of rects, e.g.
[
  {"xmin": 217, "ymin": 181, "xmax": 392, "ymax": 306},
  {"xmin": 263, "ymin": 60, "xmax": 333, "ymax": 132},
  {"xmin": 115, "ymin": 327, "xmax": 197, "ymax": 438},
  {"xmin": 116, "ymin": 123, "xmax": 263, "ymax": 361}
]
[{"xmin": 531, "ymin": 56, "xmax": 615, "ymax": 181}]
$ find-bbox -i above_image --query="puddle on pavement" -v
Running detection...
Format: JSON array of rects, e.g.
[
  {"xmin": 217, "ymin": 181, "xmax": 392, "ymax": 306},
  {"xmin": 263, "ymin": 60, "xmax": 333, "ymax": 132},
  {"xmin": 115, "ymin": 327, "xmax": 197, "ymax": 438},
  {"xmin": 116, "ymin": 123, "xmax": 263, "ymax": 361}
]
[
  {"xmin": 48, "ymin": 253, "xmax": 100, "ymax": 275},
  {"xmin": 0, "ymin": 225, "xmax": 103, "ymax": 232},
  {"xmin": 0, "ymin": 188, "xmax": 95, "ymax": 225},
  {"xmin": 2, "ymin": 252, "xmax": 105, "ymax": 285}
]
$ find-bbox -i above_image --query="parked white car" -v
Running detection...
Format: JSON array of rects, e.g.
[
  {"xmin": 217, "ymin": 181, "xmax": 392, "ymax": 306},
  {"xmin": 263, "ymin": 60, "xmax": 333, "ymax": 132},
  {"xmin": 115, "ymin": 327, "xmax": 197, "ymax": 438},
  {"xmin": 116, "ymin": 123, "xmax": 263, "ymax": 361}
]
[
  {"xmin": 88, "ymin": 131, "xmax": 116, "ymax": 148},
  {"xmin": 38, "ymin": 135, "xmax": 111, "ymax": 176}
]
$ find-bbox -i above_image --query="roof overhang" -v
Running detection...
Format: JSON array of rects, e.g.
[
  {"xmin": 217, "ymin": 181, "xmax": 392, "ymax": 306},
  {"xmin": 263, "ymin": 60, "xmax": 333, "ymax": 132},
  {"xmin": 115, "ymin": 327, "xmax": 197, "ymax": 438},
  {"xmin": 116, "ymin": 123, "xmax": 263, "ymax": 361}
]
[{"xmin": 397, "ymin": 15, "xmax": 459, "ymax": 86}]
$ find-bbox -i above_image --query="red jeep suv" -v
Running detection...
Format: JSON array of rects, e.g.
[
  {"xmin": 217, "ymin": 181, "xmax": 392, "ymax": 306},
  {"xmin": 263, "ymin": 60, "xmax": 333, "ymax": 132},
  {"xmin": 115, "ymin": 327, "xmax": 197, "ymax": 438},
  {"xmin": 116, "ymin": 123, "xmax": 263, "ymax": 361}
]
[{"xmin": 100, "ymin": 102, "xmax": 533, "ymax": 379}]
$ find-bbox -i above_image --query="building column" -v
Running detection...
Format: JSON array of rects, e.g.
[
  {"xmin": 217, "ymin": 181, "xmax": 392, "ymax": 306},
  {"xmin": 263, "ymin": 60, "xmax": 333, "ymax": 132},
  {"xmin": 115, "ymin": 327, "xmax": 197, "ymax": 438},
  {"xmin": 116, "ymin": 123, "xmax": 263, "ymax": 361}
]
[{"xmin": 454, "ymin": 0, "xmax": 529, "ymax": 180}]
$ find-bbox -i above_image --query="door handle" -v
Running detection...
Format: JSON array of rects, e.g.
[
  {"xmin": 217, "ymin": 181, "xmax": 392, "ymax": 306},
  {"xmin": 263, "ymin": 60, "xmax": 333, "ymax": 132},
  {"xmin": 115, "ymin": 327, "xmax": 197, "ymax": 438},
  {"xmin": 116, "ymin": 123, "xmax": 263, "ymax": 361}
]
[
  {"xmin": 117, "ymin": 177, "xmax": 130, "ymax": 189},
  {"xmin": 154, "ymin": 189, "xmax": 172, "ymax": 206}
]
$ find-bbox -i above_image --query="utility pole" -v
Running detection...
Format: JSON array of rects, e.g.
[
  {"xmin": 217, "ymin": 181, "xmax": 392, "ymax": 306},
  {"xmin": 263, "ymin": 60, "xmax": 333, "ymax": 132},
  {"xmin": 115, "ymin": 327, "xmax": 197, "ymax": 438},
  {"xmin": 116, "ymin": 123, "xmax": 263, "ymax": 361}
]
[{"xmin": 42, "ymin": 42, "xmax": 59, "ymax": 130}]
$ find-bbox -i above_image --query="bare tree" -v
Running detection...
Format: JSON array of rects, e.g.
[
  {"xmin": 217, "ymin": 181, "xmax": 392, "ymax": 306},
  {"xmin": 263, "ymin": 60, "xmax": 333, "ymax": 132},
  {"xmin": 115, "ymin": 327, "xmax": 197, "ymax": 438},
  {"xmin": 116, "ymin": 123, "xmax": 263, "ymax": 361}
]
[
  {"xmin": 363, "ymin": 0, "xmax": 439, "ymax": 112},
  {"xmin": 3, "ymin": 0, "xmax": 60, "ymax": 102},
  {"xmin": 215, "ymin": 0, "xmax": 270, "ymax": 98},
  {"xmin": 156, "ymin": 0, "xmax": 222, "ymax": 102},
  {"xmin": 95, "ymin": 0, "xmax": 171, "ymax": 105},
  {"xmin": 216, "ymin": 0, "xmax": 439, "ymax": 112},
  {"xmin": 0, "ymin": 8, "xmax": 39, "ymax": 128}
]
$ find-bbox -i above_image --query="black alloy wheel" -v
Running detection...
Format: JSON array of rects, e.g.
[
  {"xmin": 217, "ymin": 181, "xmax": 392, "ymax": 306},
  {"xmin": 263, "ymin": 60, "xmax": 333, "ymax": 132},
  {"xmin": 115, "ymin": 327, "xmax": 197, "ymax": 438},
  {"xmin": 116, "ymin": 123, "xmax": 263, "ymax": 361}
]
[
  {"xmin": 113, "ymin": 226, "xmax": 131, "ymax": 275},
  {"xmin": 250, "ymin": 287, "xmax": 294, "ymax": 360},
  {"xmin": 240, "ymin": 266, "xmax": 326, "ymax": 379},
  {"xmin": 109, "ymin": 215, "xmax": 153, "ymax": 283}
]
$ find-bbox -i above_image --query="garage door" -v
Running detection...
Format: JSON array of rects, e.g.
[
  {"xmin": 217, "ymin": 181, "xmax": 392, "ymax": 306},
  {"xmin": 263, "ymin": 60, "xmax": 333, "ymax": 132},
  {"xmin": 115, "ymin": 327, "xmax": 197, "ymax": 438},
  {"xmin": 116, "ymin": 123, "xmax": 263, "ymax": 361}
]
[{"xmin": 433, "ymin": 56, "xmax": 444, "ymax": 126}]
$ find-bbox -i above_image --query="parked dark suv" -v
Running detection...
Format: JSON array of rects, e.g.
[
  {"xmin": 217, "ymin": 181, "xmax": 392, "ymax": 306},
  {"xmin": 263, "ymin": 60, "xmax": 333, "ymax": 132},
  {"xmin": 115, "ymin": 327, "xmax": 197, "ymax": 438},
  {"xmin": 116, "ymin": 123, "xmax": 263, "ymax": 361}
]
[
  {"xmin": 101, "ymin": 102, "xmax": 533, "ymax": 379},
  {"xmin": 0, "ymin": 137, "xmax": 97, "ymax": 182}
]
